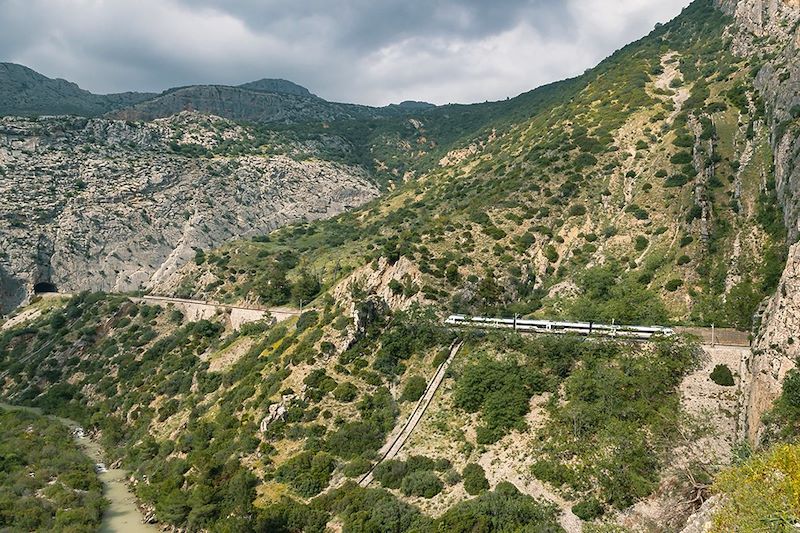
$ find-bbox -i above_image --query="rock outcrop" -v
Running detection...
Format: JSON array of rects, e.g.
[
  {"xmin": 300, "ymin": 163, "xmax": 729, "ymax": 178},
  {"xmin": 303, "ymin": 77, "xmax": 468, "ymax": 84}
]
[
  {"xmin": 715, "ymin": 0, "xmax": 800, "ymax": 444},
  {"xmin": 0, "ymin": 113, "xmax": 379, "ymax": 313}
]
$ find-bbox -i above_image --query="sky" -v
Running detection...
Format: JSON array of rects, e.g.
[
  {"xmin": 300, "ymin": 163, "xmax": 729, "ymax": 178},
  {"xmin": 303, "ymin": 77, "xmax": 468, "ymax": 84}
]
[{"xmin": 0, "ymin": 0, "xmax": 692, "ymax": 106}]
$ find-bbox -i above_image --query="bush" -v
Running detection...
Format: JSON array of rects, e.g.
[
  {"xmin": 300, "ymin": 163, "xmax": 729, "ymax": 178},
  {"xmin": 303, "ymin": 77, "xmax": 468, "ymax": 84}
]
[
  {"xmin": 634, "ymin": 236, "xmax": 649, "ymax": 252},
  {"xmin": 671, "ymin": 152, "xmax": 693, "ymax": 165},
  {"xmin": 665, "ymin": 174, "xmax": 689, "ymax": 187},
  {"xmin": 453, "ymin": 357, "xmax": 545, "ymax": 444},
  {"xmin": 544, "ymin": 245, "xmax": 559, "ymax": 263},
  {"xmin": 569, "ymin": 204, "xmax": 587, "ymax": 217},
  {"xmin": 400, "ymin": 375, "xmax": 427, "ymax": 403},
  {"xmin": 343, "ymin": 458, "xmax": 372, "ymax": 478},
  {"xmin": 711, "ymin": 444, "xmax": 800, "ymax": 531},
  {"xmin": 434, "ymin": 482, "xmax": 561, "ymax": 531},
  {"xmin": 572, "ymin": 498, "xmax": 605, "ymax": 520},
  {"xmin": 333, "ymin": 382, "xmax": 359, "ymax": 402},
  {"xmin": 374, "ymin": 460, "xmax": 407, "ymax": 489},
  {"xmin": 665, "ymin": 279, "xmax": 683, "ymax": 292},
  {"xmin": 400, "ymin": 470, "xmax": 443, "ymax": 498},
  {"xmin": 462, "ymin": 463, "xmax": 489, "ymax": 495},
  {"xmin": 709, "ymin": 364, "xmax": 734, "ymax": 386},
  {"xmin": 274, "ymin": 451, "xmax": 336, "ymax": 497},
  {"xmin": 295, "ymin": 311, "xmax": 319, "ymax": 333}
]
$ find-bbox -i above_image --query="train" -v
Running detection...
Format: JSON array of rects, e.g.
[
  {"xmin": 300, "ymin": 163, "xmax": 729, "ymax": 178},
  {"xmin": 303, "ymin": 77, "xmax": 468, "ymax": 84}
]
[{"xmin": 444, "ymin": 315, "xmax": 674, "ymax": 340}]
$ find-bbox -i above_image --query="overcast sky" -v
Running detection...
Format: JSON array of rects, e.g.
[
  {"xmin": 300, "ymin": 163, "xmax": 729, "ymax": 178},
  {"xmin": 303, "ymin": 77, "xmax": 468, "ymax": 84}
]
[{"xmin": 0, "ymin": 0, "xmax": 692, "ymax": 106}]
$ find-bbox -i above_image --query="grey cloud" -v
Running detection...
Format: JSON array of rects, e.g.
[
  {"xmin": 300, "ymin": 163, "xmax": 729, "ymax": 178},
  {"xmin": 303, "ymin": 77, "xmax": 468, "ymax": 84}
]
[{"xmin": 0, "ymin": 0, "xmax": 691, "ymax": 105}]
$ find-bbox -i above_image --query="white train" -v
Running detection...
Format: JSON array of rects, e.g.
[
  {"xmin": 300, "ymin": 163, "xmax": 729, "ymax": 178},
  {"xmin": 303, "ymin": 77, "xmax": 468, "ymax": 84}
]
[{"xmin": 444, "ymin": 315, "xmax": 674, "ymax": 340}]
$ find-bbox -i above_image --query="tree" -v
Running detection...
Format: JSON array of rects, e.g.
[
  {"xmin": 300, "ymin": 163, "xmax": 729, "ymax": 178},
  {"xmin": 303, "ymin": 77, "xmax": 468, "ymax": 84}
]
[{"xmin": 292, "ymin": 269, "xmax": 321, "ymax": 305}]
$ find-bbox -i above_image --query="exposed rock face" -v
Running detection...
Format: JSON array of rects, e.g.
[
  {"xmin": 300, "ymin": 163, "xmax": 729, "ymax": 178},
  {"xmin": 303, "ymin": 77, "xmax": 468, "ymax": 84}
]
[
  {"xmin": 0, "ymin": 113, "xmax": 379, "ymax": 313},
  {"xmin": 746, "ymin": 243, "xmax": 800, "ymax": 442},
  {"xmin": 715, "ymin": 0, "xmax": 800, "ymax": 444}
]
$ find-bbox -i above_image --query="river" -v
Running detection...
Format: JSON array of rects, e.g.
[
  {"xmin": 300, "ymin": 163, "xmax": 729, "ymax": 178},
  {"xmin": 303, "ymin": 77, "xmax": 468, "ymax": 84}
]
[{"xmin": 0, "ymin": 403, "xmax": 157, "ymax": 533}]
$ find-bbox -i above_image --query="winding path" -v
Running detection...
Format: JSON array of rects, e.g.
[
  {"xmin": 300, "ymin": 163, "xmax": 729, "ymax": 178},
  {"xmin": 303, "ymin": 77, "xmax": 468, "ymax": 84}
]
[{"xmin": 359, "ymin": 340, "xmax": 463, "ymax": 487}]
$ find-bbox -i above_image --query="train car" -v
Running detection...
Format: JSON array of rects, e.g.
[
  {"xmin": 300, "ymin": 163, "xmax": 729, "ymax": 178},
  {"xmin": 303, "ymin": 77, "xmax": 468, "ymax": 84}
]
[{"xmin": 445, "ymin": 315, "xmax": 673, "ymax": 340}]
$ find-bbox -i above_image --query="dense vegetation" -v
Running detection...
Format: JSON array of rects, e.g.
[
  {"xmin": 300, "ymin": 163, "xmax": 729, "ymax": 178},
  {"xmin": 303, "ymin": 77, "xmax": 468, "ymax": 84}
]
[
  {"xmin": 0, "ymin": 409, "xmax": 105, "ymax": 531},
  {"xmin": 451, "ymin": 333, "xmax": 701, "ymax": 516}
]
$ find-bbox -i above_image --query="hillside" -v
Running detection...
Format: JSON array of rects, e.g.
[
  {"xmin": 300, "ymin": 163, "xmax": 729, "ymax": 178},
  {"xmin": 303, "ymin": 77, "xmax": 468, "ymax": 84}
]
[
  {"xmin": 2, "ymin": 0, "xmax": 800, "ymax": 532},
  {"xmin": 0, "ymin": 62, "xmax": 155, "ymax": 117},
  {"xmin": 163, "ymin": 0, "xmax": 783, "ymax": 330}
]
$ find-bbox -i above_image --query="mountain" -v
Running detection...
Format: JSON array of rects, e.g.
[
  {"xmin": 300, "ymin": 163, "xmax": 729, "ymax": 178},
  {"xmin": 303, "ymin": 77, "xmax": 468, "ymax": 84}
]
[
  {"xmin": 2, "ymin": 0, "xmax": 800, "ymax": 531},
  {"xmin": 0, "ymin": 62, "xmax": 155, "ymax": 116},
  {"xmin": 237, "ymin": 78, "xmax": 314, "ymax": 96},
  {"xmin": 105, "ymin": 83, "xmax": 425, "ymax": 124},
  {"xmin": 0, "ymin": 64, "xmax": 434, "ymax": 124}
]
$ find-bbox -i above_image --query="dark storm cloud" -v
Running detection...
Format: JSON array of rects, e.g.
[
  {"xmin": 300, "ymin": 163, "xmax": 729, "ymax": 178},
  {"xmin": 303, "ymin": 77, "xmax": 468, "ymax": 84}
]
[{"xmin": 0, "ymin": 0, "xmax": 691, "ymax": 106}]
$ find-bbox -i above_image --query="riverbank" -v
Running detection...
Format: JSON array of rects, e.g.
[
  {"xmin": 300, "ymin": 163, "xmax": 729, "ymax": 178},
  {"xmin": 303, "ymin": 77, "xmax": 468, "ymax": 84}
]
[{"xmin": 0, "ymin": 403, "xmax": 156, "ymax": 532}]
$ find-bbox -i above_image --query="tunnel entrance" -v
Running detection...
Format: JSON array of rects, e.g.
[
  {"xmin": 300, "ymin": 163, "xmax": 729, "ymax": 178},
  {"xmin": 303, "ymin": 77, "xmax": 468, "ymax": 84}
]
[{"xmin": 33, "ymin": 281, "xmax": 58, "ymax": 294}]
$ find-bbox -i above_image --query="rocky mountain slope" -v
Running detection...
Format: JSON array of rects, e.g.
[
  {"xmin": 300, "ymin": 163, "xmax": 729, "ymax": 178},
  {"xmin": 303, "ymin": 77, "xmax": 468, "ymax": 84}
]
[
  {"xmin": 0, "ymin": 62, "xmax": 155, "ymax": 117},
  {"xmin": 0, "ymin": 62, "xmax": 435, "ymax": 125},
  {"xmin": 106, "ymin": 83, "xmax": 426, "ymax": 124},
  {"xmin": 3, "ymin": 0, "xmax": 800, "ymax": 531},
  {"xmin": 0, "ymin": 112, "xmax": 378, "ymax": 313}
]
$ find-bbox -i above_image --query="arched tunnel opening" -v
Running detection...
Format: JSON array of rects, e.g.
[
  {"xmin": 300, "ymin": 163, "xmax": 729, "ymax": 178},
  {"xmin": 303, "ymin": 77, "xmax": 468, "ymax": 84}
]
[{"xmin": 33, "ymin": 281, "xmax": 58, "ymax": 294}]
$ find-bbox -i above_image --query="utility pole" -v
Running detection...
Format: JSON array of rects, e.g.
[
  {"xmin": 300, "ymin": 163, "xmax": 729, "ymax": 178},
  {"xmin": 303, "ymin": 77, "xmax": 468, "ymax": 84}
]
[{"xmin": 711, "ymin": 323, "xmax": 715, "ymax": 347}]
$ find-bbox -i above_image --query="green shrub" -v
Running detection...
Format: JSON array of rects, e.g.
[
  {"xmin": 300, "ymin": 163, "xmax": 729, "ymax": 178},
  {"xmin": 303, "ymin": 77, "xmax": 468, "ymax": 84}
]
[
  {"xmin": 572, "ymin": 498, "xmax": 605, "ymax": 520},
  {"xmin": 400, "ymin": 375, "xmax": 427, "ymax": 402},
  {"xmin": 665, "ymin": 174, "xmax": 689, "ymax": 187},
  {"xmin": 274, "ymin": 451, "xmax": 336, "ymax": 497},
  {"xmin": 374, "ymin": 460, "xmax": 408, "ymax": 489},
  {"xmin": 634, "ymin": 236, "xmax": 649, "ymax": 252},
  {"xmin": 710, "ymin": 364, "xmax": 734, "ymax": 387},
  {"xmin": 333, "ymin": 382, "xmax": 359, "ymax": 402},
  {"xmin": 544, "ymin": 245, "xmax": 559, "ymax": 263},
  {"xmin": 671, "ymin": 152, "xmax": 693, "ymax": 165},
  {"xmin": 400, "ymin": 470, "xmax": 443, "ymax": 498},
  {"xmin": 434, "ymin": 482, "xmax": 561, "ymax": 530},
  {"xmin": 343, "ymin": 458, "xmax": 372, "ymax": 478},
  {"xmin": 453, "ymin": 357, "xmax": 545, "ymax": 444},
  {"xmin": 569, "ymin": 204, "xmax": 587, "ymax": 217},
  {"xmin": 462, "ymin": 463, "xmax": 489, "ymax": 495},
  {"xmin": 665, "ymin": 279, "xmax": 683, "ymax": 292}
]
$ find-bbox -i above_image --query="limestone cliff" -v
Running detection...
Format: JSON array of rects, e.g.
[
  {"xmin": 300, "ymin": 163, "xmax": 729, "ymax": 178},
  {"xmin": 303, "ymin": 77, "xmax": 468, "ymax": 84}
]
[
  {"xmin": 0, "ymin": 113, "xmax": 378, "ymax": 313},
  {"xmin": 716, "ymin": 0, "xmax": 800, "ymax": 443}
]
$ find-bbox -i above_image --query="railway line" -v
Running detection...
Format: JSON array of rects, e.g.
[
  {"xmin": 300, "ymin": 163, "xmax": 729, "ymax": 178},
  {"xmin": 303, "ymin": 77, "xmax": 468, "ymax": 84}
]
[
  {"xmin": 446, "ymin": 314, "xmax": 674, "ymax": 341},
  {"xmin": 445, "ymin": 315, "xmax": 751, "ymax": 346}
]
